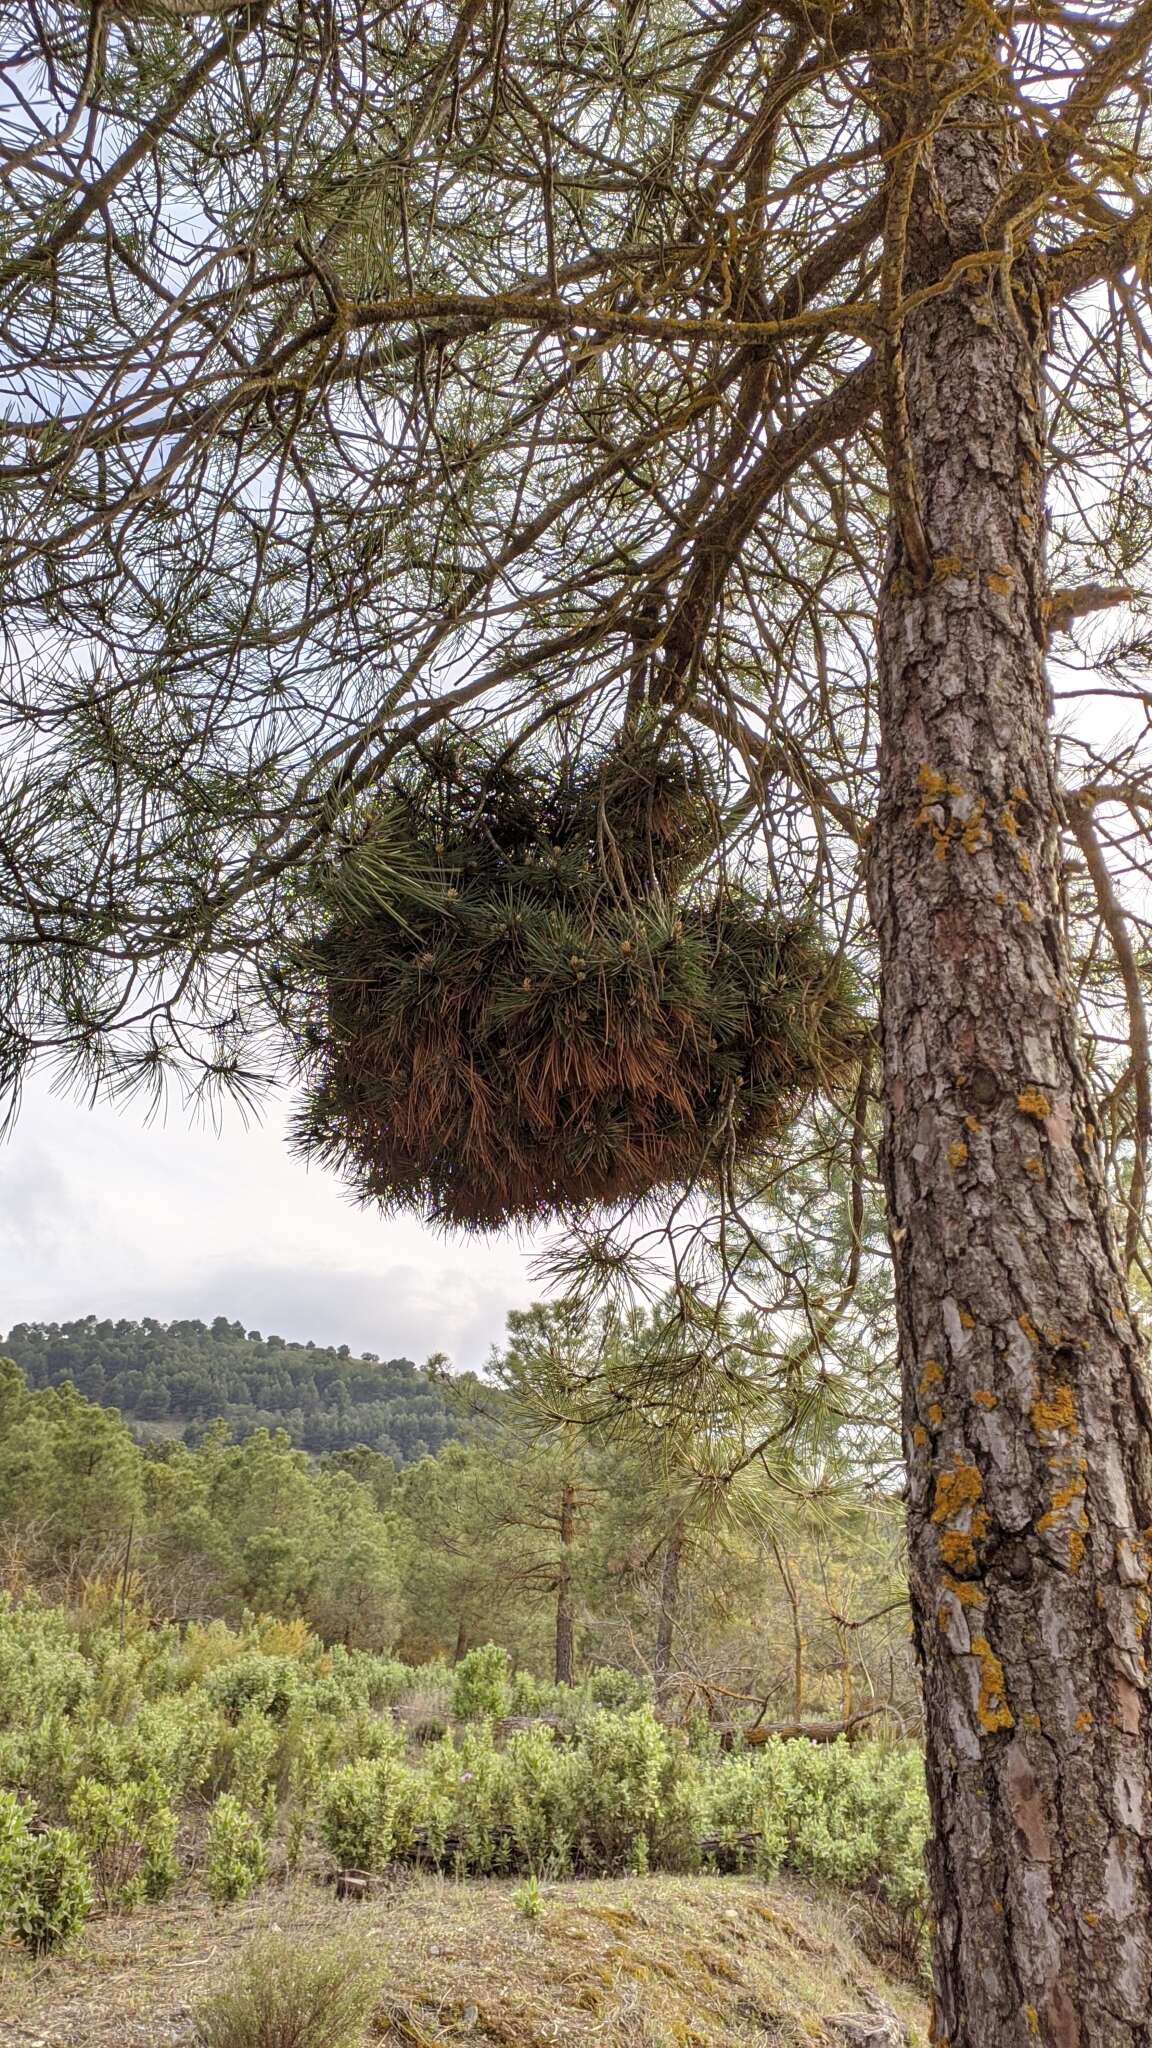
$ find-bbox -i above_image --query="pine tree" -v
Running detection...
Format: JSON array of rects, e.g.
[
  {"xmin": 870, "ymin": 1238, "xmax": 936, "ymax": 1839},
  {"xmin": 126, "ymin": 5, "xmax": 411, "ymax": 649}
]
[{"xmin": 3, "ymin": 6, "xmax": 1152, "ymax": 2034}]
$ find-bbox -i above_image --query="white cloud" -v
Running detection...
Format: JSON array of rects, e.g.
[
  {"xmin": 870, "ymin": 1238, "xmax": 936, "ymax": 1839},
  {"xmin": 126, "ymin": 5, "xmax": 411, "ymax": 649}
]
[{"xmin": 0, "ymin": 1076, "xmax": 543, "ymax": 1371}]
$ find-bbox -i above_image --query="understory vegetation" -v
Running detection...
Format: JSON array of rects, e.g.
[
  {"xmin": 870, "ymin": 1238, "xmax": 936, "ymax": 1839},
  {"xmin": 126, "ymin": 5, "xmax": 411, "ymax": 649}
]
[{"xmin": 0, "ymin": 1592, "xmax": 929, "ymax": 1971}]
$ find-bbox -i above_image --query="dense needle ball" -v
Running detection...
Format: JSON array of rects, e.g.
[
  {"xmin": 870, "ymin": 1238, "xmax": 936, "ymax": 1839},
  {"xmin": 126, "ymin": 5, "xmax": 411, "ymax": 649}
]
[{"xmin": 290, "ymin": 731, "xmax": 861, "ymax": 1229}]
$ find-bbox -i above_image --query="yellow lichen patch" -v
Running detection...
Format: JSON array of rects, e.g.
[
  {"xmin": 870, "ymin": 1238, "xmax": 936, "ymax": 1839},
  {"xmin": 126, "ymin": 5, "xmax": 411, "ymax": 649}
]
[
  {"xmin": 932, "ymin": 556, "xmax": 966, "ymax": 581},
  {"xmin": 1038, "ymin": 1473, "xmax": 1087, "ymax": 1524},
  {"xmin": 948, "ymin": 1140, "xmax": 969, "ymax": 1168},
  {"xmin": 1001, "ymin": 803, "xmax": 1020, "ymax": 839},
  {"xmin": 933, "ymin": 1461, "xmax": 989, "ymax": 1575},
  {"xmin": 1025, "ymin": 1156, "xmax": 1043, "ymax": 1177},
  {"xmin": 1074, "ymin": 1710, "xmax": 1093, "ymax": 1733},
  {"xmin": 1037, "ymin": 1466, "xmax": 1089, "ymax": 1571},
  {"xmin": 987, "ymin": 571, "xmax": 1014, "ymax": 596},
  {"xmin": 919, "ymin": 1359, "xmax": 944, "ymax": 1394},
  {"xmin": 972, "ymin": 1390, "xmax": 998, "ymax": 1409},
  {"xmin": 1018, "ymin": 1313, "xmax": 1040, "ymax": 1345},
  {"xmin": 943, "ymin": 1575, "xmax": 985, "ymax": 1608},
  {"xmin": 1024, "ymin": 2007, "xmax": 1040, "ymax": 2040},
  {"xmin": 926, "ymin": 1403, "xmax": 944, "ymax": 1429},
  {"xmin": 1022, "ymin": 1712, "xmax": 1041, "ymax": 1731},
  {"xmin": 940, "ymin": 1525, "xmax": 989, "ymax": 1574},
  {"xmin": 1018, "ymin": 902, "xmax": 1034, "ymax": 923},
  {"xmin": 963, "ymin": 1120, "xmax": 981, "ymax": 1137},
  {"xmin": 912, "ymin": 1424, "xmax": 928, "ymax": 1449},
  {"xmin": 1030, "ymin": 1385, "xmax": 1077, "ymax": 1436},
  {"xmin": 961, "ymin": 802, "xmax": 987, "ymax": 855},
  {"xmin": 918, "ymin": 766, "xmax": 962, "ymax": 802},
  {"xmin": 959, "ymin": 1305, "xmax": 976, "ymax": 1327},
  {"xmin": 1017, "ymin": 1088, "xmax": 1052, "ymax": 1120},
  {"xmin": 1084, "ymin": 1911, "xmax": 1099, "ymax": 1928},
  {"xmin": 932, "ymin": 1463, "xmax": 984, "ymax": 1522},
  {"xmin": 972, "ymin": 1635, "xmax": 1014, "ymax": 1732}
]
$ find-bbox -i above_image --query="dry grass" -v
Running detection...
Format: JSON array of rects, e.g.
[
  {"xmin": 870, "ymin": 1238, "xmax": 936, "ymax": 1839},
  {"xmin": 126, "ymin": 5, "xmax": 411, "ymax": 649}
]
[{"xmin": 0, "ymin": 1874, "xmax": 927, "ymax": 2048}]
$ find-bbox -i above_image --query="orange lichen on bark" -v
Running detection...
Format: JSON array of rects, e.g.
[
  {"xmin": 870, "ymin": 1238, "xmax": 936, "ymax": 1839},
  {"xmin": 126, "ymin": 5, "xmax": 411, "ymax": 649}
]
[
  {"xmin": 959, "ymin": 1305, "xmax": 976, "ymax": 1326},
  {"xmin": 943, "ymin": 1575, "xmax": 985, "ymax": 1608},
  {"xmin": 1025, "ymin": 1155, "xmax": 1043, "ymax": 1176},
  {"xmin": 972, "ymin": 1635, "xmax": 1014, "ymax": 1732},
  {"xmin": 1074, "ymin": 1710, "xmax": 1093, "ymax": 1733},
  {"xmin": 919, "ymin": 1359, "xmax": 944, "ymax": 1393},
  {"xmin": 972, "ymin": 1390, "xmax": 998, "ymax": 1409},
  {"xmin": 1037, "ymin": 1463, "xmax": 1089, "ymax": 1571},
  {"xmin": 948, "ymin": 1139, "xmax": 969, "ymax": 1168},
  {"xmin": 1030, "ymin": 1385, "xmax": 1077, "ymax": 1436},
  {"xmin": 927, "ymin": 1403, "xmax": 944, "ymax": 1429},
  {"xmin": 961, "ymin": 802, "xmax": 987, "ymax": 855},
  {"xmin": 917, "ymin": 766, "xmax": 962, "ymax": 804},
  {"xmin": 1018, "ymin": 1313, "xmax": 1040, "ymax": 1344},
  {"xmin": 1017, "ymin": 1087, "xmax": 1052, "ymax": 1119},
  {"xmin": 912, "ymin": 1424, "xmax": 928, "ymax": 1448},
  {"xmin": 933, "ymin": 1461, "xmax": 989, "ymax": 1574}
]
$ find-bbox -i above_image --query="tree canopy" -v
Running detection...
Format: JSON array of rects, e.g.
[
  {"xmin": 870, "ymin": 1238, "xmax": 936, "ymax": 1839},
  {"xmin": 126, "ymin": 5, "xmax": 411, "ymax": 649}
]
[
  {"xmin": 1, "ymin": 2, "xmax": 1149, "ymax": 1271},
  {"xmin": 0, "ymin": 1314, "xmax": 457, "ymax": 1458}
]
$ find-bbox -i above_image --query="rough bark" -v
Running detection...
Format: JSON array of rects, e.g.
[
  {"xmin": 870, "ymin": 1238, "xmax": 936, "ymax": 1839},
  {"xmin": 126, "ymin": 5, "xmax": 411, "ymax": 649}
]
[
  {"xmin": 555, "ymin": 1479, "xmax": 576, "ymax": 1687},
  {"xmin": 869, "ymin": 7, "xmax": 1152, "ymax": 2042},
  {"xmin": 654, "ymin": 1521, "xmax": 684, "ymax": 1701}
]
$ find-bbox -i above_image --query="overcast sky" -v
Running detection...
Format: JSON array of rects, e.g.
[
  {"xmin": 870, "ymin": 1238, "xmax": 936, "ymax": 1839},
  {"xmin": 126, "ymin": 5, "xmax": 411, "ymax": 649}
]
[{"xmin": 0, "ymin": 1075, "xmax": 543, "ymax": 1371}]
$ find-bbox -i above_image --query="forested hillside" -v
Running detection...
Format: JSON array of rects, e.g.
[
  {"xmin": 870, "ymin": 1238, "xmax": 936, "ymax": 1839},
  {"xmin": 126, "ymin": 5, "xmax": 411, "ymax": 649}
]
[{"xmin": 0, "ymin": 1317, "xmax": 458, "ymax": 1463}]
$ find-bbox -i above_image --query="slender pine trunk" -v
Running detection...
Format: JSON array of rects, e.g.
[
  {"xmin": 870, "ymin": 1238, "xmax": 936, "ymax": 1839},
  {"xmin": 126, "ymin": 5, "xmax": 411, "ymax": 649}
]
[
  {"xmin": 654, "ymin": 1522, "xmax": 684, "ymax": 1701},
  {"xmin": 870, "ymin": 8, "xmax": 1152, "ymax": 2041},
  {"xmin": 555, "ymin": 1479, "xmax": 576, "ymax": 1687}
]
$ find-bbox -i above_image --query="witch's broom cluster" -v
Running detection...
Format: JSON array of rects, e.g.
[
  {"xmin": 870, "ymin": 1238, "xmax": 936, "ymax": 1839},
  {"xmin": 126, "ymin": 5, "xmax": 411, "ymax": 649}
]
[{"xmin": 288, "ymin": 728, "xmax": 860, "ymax": 1230}]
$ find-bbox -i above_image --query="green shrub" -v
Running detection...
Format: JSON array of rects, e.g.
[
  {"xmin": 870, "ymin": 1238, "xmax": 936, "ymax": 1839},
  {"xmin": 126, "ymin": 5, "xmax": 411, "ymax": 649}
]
[
  {"xmin": 68, "ymin": 1773, "xmax": 178, "ymax": 1910},
  {"xmin": 9, "ymin": 1826, "xmax": 92, "ymax": 1954},
  {"xmin": 319, "ymin": 1754, "xmax": 424, "ymax": 1873},
  {"xmin": 205, "ymin": 1793, "xmax": 267, "ymax": 1904},
  {"xmin": 584, "ymin": 1666, "xmax": 651, "ymax": 1713},
  {"xmin": 452, "ymin": 1643, "xmax": 511, "ymax": 1721},
  {"xmin": 204, "ymin": 1654, "xmax": 300, "ymax": 1724},
  {"xmin": 0, "ymin": 1785, "xmax": 28, "ymax": 1911},
  {"xmin": 565, "ymin": 1710, "xmax": 668, "ymax": 1874},
  {"xmin": 229, "ymin": 1707, "xmax": 280, "ymax": 1834},
  {"xmin": 504, "ymin": 1724, "xmax": 574, "ymax": 1874},
  {"xmin": 191, "ymin": 1932, "xmax": 381, "ymax": 2048}
]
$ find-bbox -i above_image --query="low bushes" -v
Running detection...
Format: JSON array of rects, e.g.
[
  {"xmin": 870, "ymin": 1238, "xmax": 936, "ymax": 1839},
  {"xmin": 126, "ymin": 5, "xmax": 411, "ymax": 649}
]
[
  {"xmin": 191, "ymin": 1932, "xmax": 381, "ymax": 2048},
  {"xmin": 315, "ymin": 1708, "xmax": 928, "ymax": 1913},
  {"xmin": 0, "ymin": 1593, "xmax": 930, "ymax": 1956},
  {"xmin": 0, "ymin": 1793, "xmax": 92, "ymax": 1956}
]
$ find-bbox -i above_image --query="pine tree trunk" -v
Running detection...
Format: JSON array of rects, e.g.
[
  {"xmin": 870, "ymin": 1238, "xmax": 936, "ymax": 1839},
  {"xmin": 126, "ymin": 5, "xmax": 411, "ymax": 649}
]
[
  {"xmin": 654, "ymin": 1522, "xmax": 684, "ymax": 1701},
  {"xmin": 555, "ymin": 1480, "xmax": 576, "ymax": 1687},
  {"xmin": 870, "ymin": 7, "xmax": 1152, "ymax": 2041}
]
